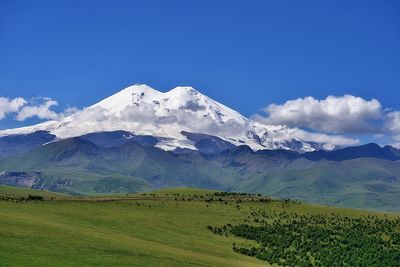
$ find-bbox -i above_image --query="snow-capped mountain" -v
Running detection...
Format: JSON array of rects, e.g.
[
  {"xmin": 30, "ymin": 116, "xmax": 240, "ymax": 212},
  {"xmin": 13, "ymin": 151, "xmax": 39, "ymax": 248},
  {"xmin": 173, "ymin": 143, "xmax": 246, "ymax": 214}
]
[{"xmin": 0, "ymin": 84, "xmax": 338, "ymax": 152}]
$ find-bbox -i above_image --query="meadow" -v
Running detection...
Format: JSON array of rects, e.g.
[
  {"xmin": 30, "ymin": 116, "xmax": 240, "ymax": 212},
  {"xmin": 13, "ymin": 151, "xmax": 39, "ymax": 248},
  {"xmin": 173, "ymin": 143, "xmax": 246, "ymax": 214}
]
[{"xmin": 0, "ymin": 186, "xmax": 399, "ymax": 266}]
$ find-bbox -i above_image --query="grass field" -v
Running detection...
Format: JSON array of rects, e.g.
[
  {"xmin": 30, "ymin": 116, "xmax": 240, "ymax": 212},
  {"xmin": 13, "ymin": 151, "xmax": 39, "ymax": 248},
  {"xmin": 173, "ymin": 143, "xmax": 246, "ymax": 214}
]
[
  {"xmin": 0, "ymin": 185, "xmax": 67, "ymax": 199},
  {"xmin": 0, "ymin": 186, "xmax": 398, "ymax": 266}
]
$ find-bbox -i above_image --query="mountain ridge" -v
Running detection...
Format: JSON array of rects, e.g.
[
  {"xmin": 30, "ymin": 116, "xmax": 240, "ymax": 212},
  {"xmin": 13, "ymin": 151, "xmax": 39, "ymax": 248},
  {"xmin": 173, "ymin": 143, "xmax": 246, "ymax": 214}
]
[
  {"xmin": 1, "ymin": 136, "xmax": 400, "ymax": 211},
  {"xmin": 0, "ymin": 84, "xmax": 350, "ymax": 153}
]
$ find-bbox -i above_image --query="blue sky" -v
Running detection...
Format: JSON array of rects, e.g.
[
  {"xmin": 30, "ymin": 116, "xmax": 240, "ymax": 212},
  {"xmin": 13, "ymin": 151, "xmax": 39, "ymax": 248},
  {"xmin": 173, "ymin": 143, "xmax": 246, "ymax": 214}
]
[{"xmin": 1, "ymin": 0, "xmax": 400, "ymax": 145}]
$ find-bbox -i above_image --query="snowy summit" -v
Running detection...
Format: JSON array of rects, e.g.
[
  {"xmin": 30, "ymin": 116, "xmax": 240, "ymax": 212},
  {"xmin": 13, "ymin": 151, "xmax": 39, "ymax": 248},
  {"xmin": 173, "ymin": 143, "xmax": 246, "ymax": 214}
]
[{"xmin": 0, "ymin": 84, "xmax": 339, "ymax": 152}]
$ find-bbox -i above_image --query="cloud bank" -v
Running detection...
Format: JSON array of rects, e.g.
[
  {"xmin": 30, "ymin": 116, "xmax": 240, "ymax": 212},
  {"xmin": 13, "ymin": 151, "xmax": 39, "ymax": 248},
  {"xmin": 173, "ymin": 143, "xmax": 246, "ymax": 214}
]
[
  {"xmin": 0, "ymin": 96, "xmax": 79, "ymax": 121},
  {"xmin": 263, "ymin": 95, "xmax": 382, "ymax": 134},
  {"xmin": 258, "ymin": 95, "xmax": 400, "ymax": 147},
  {"xmin": 0, "ymin": 97, "xmax": 27, "ymax": 119},
  {"xmin": 16, "ymin": 98, "xmax": 59, "ymax": 121}
]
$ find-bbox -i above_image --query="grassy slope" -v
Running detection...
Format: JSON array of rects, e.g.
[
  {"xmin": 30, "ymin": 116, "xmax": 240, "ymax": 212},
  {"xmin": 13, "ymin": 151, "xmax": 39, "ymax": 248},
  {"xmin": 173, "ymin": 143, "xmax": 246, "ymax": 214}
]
[
  {"xmin": 0, "ymin": 185, "xmax": 67, "ymax": 199},
  {"xmin": 0, "ymin": 188, "xmax": 264, "ymax": 267},
  {"xmin": 1, "ymin": 187, "xmax": 396, "ymax": 267}
]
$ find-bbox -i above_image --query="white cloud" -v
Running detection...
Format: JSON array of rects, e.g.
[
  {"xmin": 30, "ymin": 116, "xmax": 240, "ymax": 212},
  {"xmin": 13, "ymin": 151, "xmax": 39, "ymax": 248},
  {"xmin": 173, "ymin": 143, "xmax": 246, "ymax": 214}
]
[
  {"xmin": 59, "ymin": 106, "xmax": 81, "ymax": 118},
  {"xmin": 273, "ymin": 126, "xmax": 359, "ymax": 146},
  {"xmin": 263, "ymin": 95, "xmax": 382, "ymax": 134},
  {"xmin": 384, "ymin": 111, "xmax": 400, "ymax": 148},
  {"xmin": 385, "ymin": 111, "xmax": 400, "ymax": 133},
  {"xmin": 118, "ymin": 102, "xmax": 246, "ymax": 136},
  {"xmin": 249, "ymin": 120, "xmax": 359, "ymax": 147},
  {"xmin": 0, "ymin": 97, "xmax": 27, "ymax": 119},
  {"xmin": 16, "ymin": 98, "xmax": 60, "ymax": 121},
  {"xmin": 256, "ymin": 95, "xmax": 400, "ymax": 147},
  {"xmin": 0, "ymin": 95, "xmax": 80, "ymax": 122}
]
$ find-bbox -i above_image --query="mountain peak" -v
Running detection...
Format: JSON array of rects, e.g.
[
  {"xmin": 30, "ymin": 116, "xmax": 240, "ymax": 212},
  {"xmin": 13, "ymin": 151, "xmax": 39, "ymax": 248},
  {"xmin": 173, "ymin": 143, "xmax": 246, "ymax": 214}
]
[
  {"xmin": 170, "ymin": 86, "xmax": 199, "ymax": 93},
  {"xmin": 116, "ymin": 83, "xmax": 159, "ymax": 96},
  {"xmin": 0, "ymin": 83, "xmax": 342, "ymax": 153},
  {"xmin": 91, "ymin": 84, "xmax": 160, "ymax": 112}
]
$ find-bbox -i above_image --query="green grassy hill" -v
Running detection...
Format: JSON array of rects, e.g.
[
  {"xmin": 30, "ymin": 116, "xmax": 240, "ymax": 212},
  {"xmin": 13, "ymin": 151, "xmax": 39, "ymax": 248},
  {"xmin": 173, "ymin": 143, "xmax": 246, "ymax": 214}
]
[
  {"xmin": 0, "ymin": 185, "xmax": 67, "ymax": 199},
  {"xmin": 1, "ymin": 186, "xmax": 399, "ymax": 266}
]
